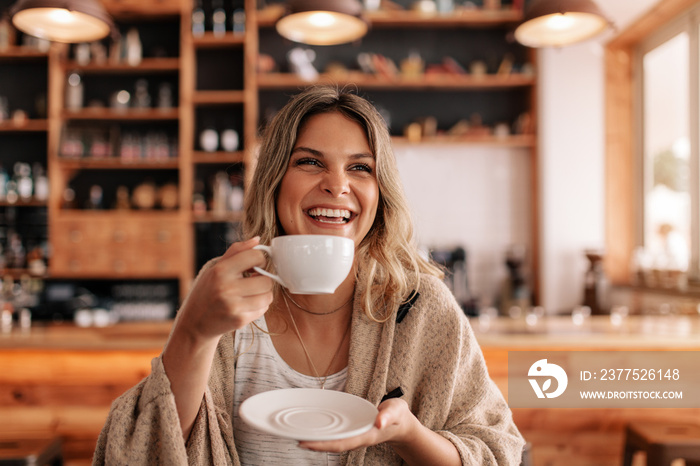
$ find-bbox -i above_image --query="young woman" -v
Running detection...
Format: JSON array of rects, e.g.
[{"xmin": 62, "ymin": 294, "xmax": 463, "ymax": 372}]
[{"xmin": 94, "ymin": 86, "xmax": 525, "ymax": 465}]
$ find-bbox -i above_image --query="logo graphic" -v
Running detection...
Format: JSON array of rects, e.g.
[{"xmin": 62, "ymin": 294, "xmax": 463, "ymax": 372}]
[{"xmin": 528, "ymin": 359, "xmax": 568, "ymax": 398}]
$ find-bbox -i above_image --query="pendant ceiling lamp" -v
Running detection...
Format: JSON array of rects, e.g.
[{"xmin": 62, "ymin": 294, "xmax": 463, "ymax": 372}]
[
  {"xmin": 276, "ymin": 0, "xmax": 367, "ymax": 46},
  {"xmin": 514, "ymin": 0, "xmax": 611, "ymax": 48},
  {"xmin": 10, "ymin": 0, "xmax": 116, "ymax": 43}
]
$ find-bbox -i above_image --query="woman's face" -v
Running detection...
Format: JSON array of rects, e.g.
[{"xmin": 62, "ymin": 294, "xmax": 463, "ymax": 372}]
[{"xmin": 276, "ymin": 111, "xmax": 379, "ymax": 247}]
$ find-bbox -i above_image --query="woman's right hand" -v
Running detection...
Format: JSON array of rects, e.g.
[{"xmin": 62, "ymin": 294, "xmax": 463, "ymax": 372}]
[{"xmin": 173, "ymin": 236, "xmax": 274, "ymax": 343}]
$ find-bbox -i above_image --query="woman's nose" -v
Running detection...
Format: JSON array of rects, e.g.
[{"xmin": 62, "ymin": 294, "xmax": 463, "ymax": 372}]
[{"xmin": 320, "ymin": 169, "xmax": 350, "ymax": 196}]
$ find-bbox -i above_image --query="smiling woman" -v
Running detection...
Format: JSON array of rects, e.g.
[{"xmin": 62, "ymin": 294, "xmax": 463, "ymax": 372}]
[
  {"xmin": 93, "ymin": 86, "xmax": 525, "ymax": 466},
  {"xmin": 276, "ymin": 111, "xmax": 379, "ymax": 247}
]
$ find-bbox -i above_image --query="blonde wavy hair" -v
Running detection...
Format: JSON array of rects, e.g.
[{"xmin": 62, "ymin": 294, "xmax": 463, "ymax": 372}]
[{"xmin": 244, "ymin": 86, "xmax": 443, "ymax": 322}]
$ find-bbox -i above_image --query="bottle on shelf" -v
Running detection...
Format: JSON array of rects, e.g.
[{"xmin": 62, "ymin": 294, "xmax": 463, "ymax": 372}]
[
  {"xmin": 61, "ymin": 187, "xmax": 77, "ymax": 209},
  {"xmin": 75, "ymin": 42, "xmax": 91, "ymax": 65},
  {"xmin": 14, "ymin": 163, "xmax": 33, "ymax": 202},
  {"xmin": 157, "ymin": 82, "xmax": 174, "ymax": 110},
  {"xmin": 32, "ymin": 163, "xmax": 48, "ymax": 202},
  {"xmin": 125, "ymin": 28, "xmax": 142, "ymax": 66},
  {"xmin": 0, "ymin": 96, "xmax": 8, "ymax": 122},
  {"xmin": 85, "ymin": 185, "xmax": 104, "ymax": 210},
  {"xmin": 583, "ymin": 249, "xmax": 609, "ymax": 315},
  {"xmin": 229, "ymin": 172, "xmax": 244, "ymax": 212},
  {"xmin": 199, "ymin": 121, "xmax": 219, "ymax": 152},
  {"xmin": 192, "ymin": 0, "xmax": 206, "ymax": 36},
  {"xmin": 133, "ymin": 79, "xmax": 151, "ymax": 109},
  {"xmin": 498, "ymin": 244, "xmax": 531, "ymax": 316},
  {"xmin": 220, "ymin": 121, "xmax": 239, "ymax": 152},
  {"xmin": 0, "ymin": 276, "xmax": 14, "ymax": 333},
  {"xmin": 0, "ymin": 15, "xmax": 13, "ymax": 50},
  {"xmin": 211, "ymin": 171, "xmax": 229, "ymax": 214},
  {"xmin": 65, "ymin": 72, "xmax": 84, "ymax": 111},
  {"xmin": 0, "ymin": 165, "xmax": 7, "ymax": 201},
  {"xmin": 115, "ymin": 185, "xmax": 131, "ymax": 210},
  {"xmin": 231, "ymin": 5, "xmax": 245, "ymax": 34},
  {"xmin": 6, "ymin": 231, "xmax": 26, "ymax": 269},
  {"xmin": 212, "ymin": 0, "xmax": 227, "ymax": 36}
]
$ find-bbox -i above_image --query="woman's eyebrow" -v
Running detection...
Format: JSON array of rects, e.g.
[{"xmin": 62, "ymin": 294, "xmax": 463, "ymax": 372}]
[
  {"xmin": 351, "ymin": 152, "xmax": 375, "ymax": 160},
  {"xmin": 291, "ymin": 146, "xmax": 374, "ymax": 160},
  {"xmin": 291, "ymin": 146, "xmax": 323, "ymax": 156}
]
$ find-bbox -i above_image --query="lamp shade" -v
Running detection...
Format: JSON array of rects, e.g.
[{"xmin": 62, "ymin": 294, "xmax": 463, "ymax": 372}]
[
  {"xmin": 514, "ymin": 0, "xmax": 610, "ymax": 48},
  {"xmin": 276, "ymin": 0, "xmax": 367, "ymax": 46},
  {"xmin": 10, "ymin": 0, "xmax": 115, "ymax": 43}
]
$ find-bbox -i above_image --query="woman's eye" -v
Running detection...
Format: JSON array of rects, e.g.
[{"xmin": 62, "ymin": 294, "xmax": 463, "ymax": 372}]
[
  {"xmin": 295, "ymin": 158, "xmax": 320, "ymax": 167},
  {"xmin": 351, "ymin": 163, "xmax": 373, "ymax": 173}
]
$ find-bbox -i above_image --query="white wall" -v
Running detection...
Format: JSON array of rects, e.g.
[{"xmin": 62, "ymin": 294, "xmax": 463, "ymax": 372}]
[
  {"xmin": 537, "ymin": 43, "xmax": 607, "ymax": 312},
  {"xmin": 395, "ymin": 143, "xmax": 531, "ymax": 306},
  {"xmin": 395, "ymin": 1, "xmax": 660, "ymax": 313}
]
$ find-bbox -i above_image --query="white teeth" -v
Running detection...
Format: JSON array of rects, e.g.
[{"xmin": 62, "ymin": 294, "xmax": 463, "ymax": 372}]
[{"xmin": 308, "ymin": 208, "xmax": 351, "ymax": 219}]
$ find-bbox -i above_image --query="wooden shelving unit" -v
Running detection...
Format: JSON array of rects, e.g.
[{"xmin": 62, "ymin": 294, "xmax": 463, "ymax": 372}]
[{"xmin": 1, "ymin": 0, "xmax": 538, "ymax": 301}]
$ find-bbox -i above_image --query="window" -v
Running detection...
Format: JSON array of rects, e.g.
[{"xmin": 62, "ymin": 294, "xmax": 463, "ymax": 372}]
[{"xmin": 634, "ymin": 8, "xmax": 700, "ymax": 283}]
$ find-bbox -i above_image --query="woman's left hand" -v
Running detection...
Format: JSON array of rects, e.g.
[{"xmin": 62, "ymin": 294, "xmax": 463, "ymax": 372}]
[{"xmin": 298, "ymin": 398, "xmax": 413, "ymax": 452}]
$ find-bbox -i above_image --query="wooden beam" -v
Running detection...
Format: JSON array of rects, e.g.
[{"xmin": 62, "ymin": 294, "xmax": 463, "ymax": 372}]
[{"xmin": 608, "ymin": 0, "xmax": 700, "ymax": 49}]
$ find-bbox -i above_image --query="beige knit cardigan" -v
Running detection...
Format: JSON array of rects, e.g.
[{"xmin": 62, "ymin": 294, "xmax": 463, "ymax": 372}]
[{"xmin": 93, "ymin": 273, "xmax": 524, "ymax": 465}]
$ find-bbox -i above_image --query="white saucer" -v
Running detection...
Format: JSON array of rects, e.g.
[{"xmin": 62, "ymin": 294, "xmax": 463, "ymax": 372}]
[{"xmin": 239, "ymin": 388, "xmax": 378, "ymax": 441}]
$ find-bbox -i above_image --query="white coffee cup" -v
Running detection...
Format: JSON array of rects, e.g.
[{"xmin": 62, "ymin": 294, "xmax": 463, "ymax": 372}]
[{"xmin": 253, "ymin": 235, "xmax": 354, "ymax": 294}]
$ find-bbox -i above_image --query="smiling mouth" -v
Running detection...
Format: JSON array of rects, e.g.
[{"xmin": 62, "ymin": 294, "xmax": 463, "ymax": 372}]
[{"xmin": 307, "ymin": 207, "xmax": 353, "ymax": 224}]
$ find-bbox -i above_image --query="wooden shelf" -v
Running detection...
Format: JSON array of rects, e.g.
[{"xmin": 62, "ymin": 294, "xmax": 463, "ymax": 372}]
[
  {"xmin": 0, "ymin": 119, "xmax": 48, "ymax": 132},
  {"xmin": 62, "ymin": 58, "xmax": 180, "ymax": 74},
  {"xmin": 57, "ymin": 157, "xmax": 179, "ymax": 170},
  {"xmin": 192, "ymin": 33, "xmax": 245, "ymax": 48},
  {"xmin": 192, "ymin": 211, "xmax": 244, "ymax": 223},
  {"xmin": 392, "ymin": 133, "xmax": 536, "ymax": 147},
  {"xmin": 0, "ymin": 47, "xmax": 48, "ymax": 61},
  {"xmin": 256, "ymin": 6, "xmax": 523, "ymax": 28},
  {"xmin": 257, "ymin": 72, "xmax": 535, "ymax": 91},
  {"xmin": 192, "ymin": 90, "xmax": 246, "ymax": 105},
  {"xmin": 62, "ymin": 108, "xmax": 180, "ymax": 121},
  {"xmin": 192, "ymin": 151, "xmax": 245, "ymax": 164},
  {"xmin": 0, "ymin": 268, "xmax": 47, "ymax": 279},
  {"xmin": 0, "ymin": 199, "xmax": 47, "ymax": 207}
]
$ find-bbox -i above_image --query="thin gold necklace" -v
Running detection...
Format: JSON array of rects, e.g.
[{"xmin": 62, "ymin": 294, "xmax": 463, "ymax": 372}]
[
  {"xmin": 282, "ymin": 288, "xmax": 353, "ymax": 316},
  {"xmin": 282, "ymin": 293, "xmax": 351, "ymax": 390}
]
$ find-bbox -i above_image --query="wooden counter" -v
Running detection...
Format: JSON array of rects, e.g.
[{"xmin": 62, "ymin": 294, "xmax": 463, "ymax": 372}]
[
  {"xmin": 473, "ymin": 315, "xmax": 700, "ymax": 466},
  {"xmin": 0, "ymin": 322, "xmax": 171, "ymax": 466},
  {"xmin": 2, "ymin": 316, "xmax": 699, "ymax": 465}
]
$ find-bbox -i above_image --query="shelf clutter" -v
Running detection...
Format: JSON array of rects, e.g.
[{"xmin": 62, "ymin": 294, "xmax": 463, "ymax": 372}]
[{"xmin": 0, "ymin": 0, "xmax": 537, "ymax": 301}]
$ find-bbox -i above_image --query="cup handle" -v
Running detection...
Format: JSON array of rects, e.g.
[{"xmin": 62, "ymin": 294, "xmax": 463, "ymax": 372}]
[{"xmin": 252, "ymin": 245, "xmax": 285, "ymax": 286}]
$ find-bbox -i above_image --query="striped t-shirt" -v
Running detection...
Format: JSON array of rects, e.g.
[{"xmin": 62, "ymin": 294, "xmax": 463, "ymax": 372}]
[{"xmin": 232, "ymin": 316, "xmax": 348, "ymax": 465}]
